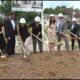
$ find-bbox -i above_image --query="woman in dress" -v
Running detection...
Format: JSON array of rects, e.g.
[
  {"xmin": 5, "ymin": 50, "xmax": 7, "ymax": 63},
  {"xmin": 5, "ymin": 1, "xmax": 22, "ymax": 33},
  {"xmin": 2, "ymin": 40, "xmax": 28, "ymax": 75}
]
[{"xmin": 47, "ymin": 14, "xmax": 57, "ymax": 52}]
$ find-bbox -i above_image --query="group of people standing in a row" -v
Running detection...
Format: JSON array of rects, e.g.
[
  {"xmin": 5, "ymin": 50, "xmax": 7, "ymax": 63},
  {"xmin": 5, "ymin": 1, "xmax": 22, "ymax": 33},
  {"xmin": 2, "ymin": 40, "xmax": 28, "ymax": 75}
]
[
  {"xmin": 0, "ymin": 11, "xmax": 80, "ymax": 58},
  {"xmin": 47, "ymin": 13, "xmax": 80, "ymax": 52},
  {"xmin": 0, "ymin": 12, "xmax": 43, "ymax": 58}
]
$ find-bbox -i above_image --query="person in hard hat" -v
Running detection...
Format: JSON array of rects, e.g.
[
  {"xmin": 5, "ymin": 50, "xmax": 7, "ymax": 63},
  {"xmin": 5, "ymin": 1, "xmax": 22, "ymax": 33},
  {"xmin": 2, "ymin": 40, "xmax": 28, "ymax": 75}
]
[
  {"xmin": 19, "ymin": 18, "xmax": 31, "ymax": 57},
  {"xmin": 29, "ymin": 16, "xmax": 43, "ymax": 53},
  {"xmin": 19, "ymin": 18, "xmax": 30, "ymax": 42},
  {"xmin": 56, "ymin": 13, "xmax": 69, "ymax": 51},
  {"xmin": 47, "ymin": 14, "xmax": 57, "ymax": 52},
  {"xmin": 68, "ymin": 17, "xmax": 80, "ymax": 50},
  {"xmin": 4, "ymin": 11, "xmax": 18, "ymax": 56}
]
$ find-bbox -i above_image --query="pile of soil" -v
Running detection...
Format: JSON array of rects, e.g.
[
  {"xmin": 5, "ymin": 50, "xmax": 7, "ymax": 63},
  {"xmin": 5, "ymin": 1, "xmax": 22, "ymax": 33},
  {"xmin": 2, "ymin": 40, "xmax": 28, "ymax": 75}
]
[{"xmin": 0, "ymin": 51, "xmax": 80, "ymax": 79}]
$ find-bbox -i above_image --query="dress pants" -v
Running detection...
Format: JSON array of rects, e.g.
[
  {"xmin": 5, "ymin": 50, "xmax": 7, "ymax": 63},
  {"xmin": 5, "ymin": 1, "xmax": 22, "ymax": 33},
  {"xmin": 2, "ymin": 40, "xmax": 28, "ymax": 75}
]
[
  {"xmin": 70, "ymin": 34, "xmax": 80, "ymax": 50},
  {"xmin": 57, "ymin": 32, "xmax": 69, "ymax": 51},
  {"xmin": 7, "ymin": 36, "xmax": 15, "ymax": 55},
  {"xmin": 32, "ymin": 37, "xmax": 43, "ymax": 53}
]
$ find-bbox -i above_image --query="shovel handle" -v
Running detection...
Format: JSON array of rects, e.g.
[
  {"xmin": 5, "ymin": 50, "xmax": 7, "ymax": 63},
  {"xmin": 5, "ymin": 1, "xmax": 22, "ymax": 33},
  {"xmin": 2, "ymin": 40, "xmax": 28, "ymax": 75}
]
[{"xmin": 70, "ymin": 32, "xmax": 80, "ymax": 40}]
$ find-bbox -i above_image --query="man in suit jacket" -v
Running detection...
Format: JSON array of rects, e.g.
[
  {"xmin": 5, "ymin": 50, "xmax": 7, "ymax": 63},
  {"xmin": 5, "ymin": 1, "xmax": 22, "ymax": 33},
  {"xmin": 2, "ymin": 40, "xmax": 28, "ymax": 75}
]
[
  {"xmin": 56, "ymin": 13, "xmax": 69, "ymax": 51},
  {"xmin": 68, "ymin": 17, "xmax": 80, "ymax": 50},
  {"xmin": 4, "ymin": 12, "xmax": 18, "ymax": 56}
]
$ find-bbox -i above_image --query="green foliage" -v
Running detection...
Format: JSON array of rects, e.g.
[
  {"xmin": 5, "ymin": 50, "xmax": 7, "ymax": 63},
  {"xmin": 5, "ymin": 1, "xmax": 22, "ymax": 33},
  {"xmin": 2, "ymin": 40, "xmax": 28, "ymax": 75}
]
[
  {"xmin": 15, "ymin": 11, "xmax": 41, "ymax": 24},
  {"xmin": 0, "ymin": 0, "xmax": 41, "ymax": 24},
  {"xmin": 0, "ymin": 18, "xmax": 4, "ymax": 22},
  {"xmin": 44, "ymin": 8, "xmax": 54, "ymax": 14},
  {"xmin": 28, "ymin": 27, "xmax": 32, "ymax": 33},
  {"xmin": 44, "ymin": 5, "xmax": 80, "ymax": 15},
  {"xmin": 0, "ymin": 0, "xmax": 12, "ymax": 16}
]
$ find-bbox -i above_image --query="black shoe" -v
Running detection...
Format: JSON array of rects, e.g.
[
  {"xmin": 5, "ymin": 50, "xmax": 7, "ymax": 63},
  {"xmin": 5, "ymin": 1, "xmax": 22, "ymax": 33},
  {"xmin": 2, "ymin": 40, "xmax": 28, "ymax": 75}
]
[
  {"xmin": 33, "ymin": 51, "xmax": 36, "ymax": 54},
  {"xmin": 8, "ymin": 53, "xmax": 15, "ymax": 57},
  {"xmin": 40, "ymin": 51, "xmax": 43, "ymax": 53}
]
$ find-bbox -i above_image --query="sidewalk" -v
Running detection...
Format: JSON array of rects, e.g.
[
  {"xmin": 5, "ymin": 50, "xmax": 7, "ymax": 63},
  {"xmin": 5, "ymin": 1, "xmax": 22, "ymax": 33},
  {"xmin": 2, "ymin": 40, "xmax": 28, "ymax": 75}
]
[{"xmin": 15, "ymin": 42, "xmax": 49, "ymax": 53}]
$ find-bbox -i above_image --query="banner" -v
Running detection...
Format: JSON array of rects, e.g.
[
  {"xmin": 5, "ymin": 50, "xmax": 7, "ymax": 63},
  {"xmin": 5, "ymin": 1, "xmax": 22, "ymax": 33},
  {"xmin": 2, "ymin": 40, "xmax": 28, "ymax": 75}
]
[{"xmin": 12, "ymin": 1, "xmax": 43, "ymax": 12}]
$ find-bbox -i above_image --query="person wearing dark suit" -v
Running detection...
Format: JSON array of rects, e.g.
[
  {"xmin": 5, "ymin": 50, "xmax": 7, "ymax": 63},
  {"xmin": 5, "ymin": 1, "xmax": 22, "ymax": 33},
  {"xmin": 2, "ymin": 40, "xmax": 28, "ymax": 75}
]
[
  {"xmin": 56, "ymin": 13, "xmax": 69, "ymax": 51},
  {"xmin": 4, "ymin": 12, "xmax": 18, "ymax": 56},
  {"xmin": 29, "ymin": 16, "xmax": 43, "ymax": 53},
  {"xmin": 68, "ymin": 17, "xmax": 80, "ymax": 50}
]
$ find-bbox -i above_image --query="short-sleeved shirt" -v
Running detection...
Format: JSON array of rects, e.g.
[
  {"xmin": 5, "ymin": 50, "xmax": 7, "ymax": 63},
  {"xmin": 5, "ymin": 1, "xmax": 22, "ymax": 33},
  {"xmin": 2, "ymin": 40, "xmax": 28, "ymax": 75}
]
[
  {"xmin": 29, "ymin": 22, "xmax": 42, "ymax": 38},
  {"xmin": 19, "ymin": 25, "xmax": 30, "ymax": 42}
]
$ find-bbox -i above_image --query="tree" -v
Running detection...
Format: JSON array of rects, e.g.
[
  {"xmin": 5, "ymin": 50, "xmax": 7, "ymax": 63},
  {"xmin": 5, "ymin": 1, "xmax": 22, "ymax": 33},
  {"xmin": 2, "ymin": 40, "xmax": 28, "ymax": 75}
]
[
  {"xmin": 54, "ymin": 6, "xmax": 60, "ymax": 14},
  {"xmin": 44, "ymin": 8, "xmax": 54, "ymax": 14},
  {"xmin": 15, "ymin": 11, "xmax": 41, "ymax": 24},
  {"xmin": 0, "ymin": 0, "xmax": 12, "ymax": 17},
  {"xmin": 75, "ymin": 9, "xmax": 80, "ymax": 14},
  {"xmin": 0, "ymin": 0, "xmax": 41, "ymax": 23},
  {"xmin": 43, "ymin": 5, "xmax": 80, "ymax": 15}
]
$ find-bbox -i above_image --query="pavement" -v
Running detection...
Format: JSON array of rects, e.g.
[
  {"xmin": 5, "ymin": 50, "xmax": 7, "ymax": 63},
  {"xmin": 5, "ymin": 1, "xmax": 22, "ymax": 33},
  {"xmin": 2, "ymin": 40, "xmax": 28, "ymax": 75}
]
[
  {"xmin": 15, "ymin": 40, "xmax": 70, "ymax": 54},
  {"xmin": 15, "ymin": 36, "xmax": 80, "ymax": 54}
]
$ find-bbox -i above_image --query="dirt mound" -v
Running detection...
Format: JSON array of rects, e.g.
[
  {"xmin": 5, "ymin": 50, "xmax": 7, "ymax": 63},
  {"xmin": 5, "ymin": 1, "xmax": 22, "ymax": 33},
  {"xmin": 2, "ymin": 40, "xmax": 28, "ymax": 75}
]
[{"xmin": 0, "ymin": 51, "xmax": 80, "ymax": 79}]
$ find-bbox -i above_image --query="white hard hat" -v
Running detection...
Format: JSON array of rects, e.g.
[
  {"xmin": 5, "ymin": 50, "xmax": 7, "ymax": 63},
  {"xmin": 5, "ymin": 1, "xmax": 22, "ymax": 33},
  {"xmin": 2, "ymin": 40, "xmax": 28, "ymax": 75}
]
[
  {"xmin": 34, "ymin": 16, "xmax": 40, "ymax": 22},
  {"xmin": 58, "ymin": 13, "xmax": 64, "ymax": 17},
  {"xmin": 20, "ymin": 18, "xmax": 26, "ymax": 23},
  {"xmin": 50, "ymin": 14, "xmax": 55, "ymax": 17},
  {"xmin": 72, "ymin": 17, "xmax": 77, "ymax": 21}
]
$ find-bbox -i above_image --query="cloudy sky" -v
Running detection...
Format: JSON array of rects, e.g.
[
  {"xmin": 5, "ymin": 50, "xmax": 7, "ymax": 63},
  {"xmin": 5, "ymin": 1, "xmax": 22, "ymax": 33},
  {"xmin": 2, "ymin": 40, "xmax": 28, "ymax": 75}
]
[{"xmin": 43, "ymin": 1, "xmax": 80, "ymax": 9}]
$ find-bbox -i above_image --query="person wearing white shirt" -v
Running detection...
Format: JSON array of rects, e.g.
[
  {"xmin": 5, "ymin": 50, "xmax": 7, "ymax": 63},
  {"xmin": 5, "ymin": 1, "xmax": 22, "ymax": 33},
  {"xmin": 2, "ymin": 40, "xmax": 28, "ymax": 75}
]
[
  {"xmin": 56, "ymin": 13, "xmax": 69, "ymax": 51},
  {"xmin": 11, "ymin": 20, "xmax": 15, "ymax": 31},
  {"xmin": 68, "ymin": 17, "xmax": 80, "ymax": 50},
  {"xmin": 4, "ymin": 12, "xmax": 18, "ymax": 56}
]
